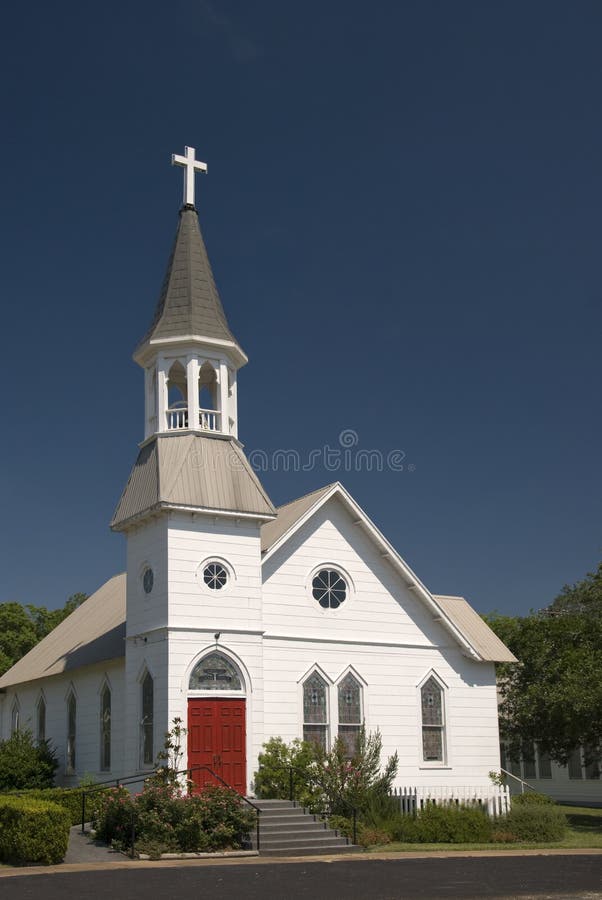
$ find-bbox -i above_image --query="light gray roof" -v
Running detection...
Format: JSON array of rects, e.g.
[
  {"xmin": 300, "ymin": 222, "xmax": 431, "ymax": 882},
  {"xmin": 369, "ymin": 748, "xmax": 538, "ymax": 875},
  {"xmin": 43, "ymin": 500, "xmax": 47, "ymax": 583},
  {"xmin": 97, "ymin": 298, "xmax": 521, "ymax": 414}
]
[
  {"xmin": 111, "ymin": 434, "xmax": 275, "ymax": 530},
  {"xmin": 260, "ymin": 484, "xmax": 336, "ymax": 553},
  {"xmin": 433, "ymin": 595, "xmax": 517, "ymax": 663},
  {"xmin": 0, "ymin": 574, "xmax": 126, "ymax": 689},
  {"xmin": 135, "ymin": 206, "xmax": 246, "ymax": 361}
]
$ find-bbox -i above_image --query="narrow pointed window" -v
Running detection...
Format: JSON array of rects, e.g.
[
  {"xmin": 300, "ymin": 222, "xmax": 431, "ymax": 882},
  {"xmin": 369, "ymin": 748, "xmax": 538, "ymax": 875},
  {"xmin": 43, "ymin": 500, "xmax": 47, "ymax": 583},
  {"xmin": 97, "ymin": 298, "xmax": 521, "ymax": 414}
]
[
  {"xmin": 100, "ymin": 685, "xmax": 111, "ymax": 771},
  {"xmin": 141, "ymin": 672, "xmax": 154, "ymax": 767},
  {"xmin": 303, "ymin": 673, "xmax": 329, "ymax": 750},
  {"xmin": 37, "ymin": 697, "xmax": 46, "ymax": 743},
  {"xmin": 66, "ymin": 693, "xmax": 77, "ymax": 774},
  {"xmin": 337, "ymin": 674, "xmax": 362, "ymax": 759},
  {"xmin": 421, "ymin": 676, "xmax": 445, "ymax": 762},
  {"xmin": 10, "ymin": 701, "xmax": 20, "ymax": 735}
]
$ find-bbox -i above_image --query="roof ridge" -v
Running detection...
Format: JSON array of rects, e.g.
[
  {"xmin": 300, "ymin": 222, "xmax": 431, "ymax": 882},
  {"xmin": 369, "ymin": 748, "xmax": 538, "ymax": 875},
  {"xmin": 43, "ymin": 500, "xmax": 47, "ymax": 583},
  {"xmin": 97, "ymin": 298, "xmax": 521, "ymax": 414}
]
[{"xmin": 275, "ymin": 482, "xmax": 338, "ymax": 512}]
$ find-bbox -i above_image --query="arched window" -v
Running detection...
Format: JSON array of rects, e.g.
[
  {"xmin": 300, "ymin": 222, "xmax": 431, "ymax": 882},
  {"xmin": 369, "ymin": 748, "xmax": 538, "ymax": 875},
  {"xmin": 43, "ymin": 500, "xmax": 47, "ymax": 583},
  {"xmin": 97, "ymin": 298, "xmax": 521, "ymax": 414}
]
[
  {"xmin": 189, "ymin": 653, "xmax": 243, "ymax": 691},
  {"xmin": 421, "ymin": 676, "xmax": 445, "ymax": 762},
  {"xmin": 166, "ymin": 360, "xmax": 188, "ymax": 429},
  {"xmin": 140, "ymin": 672, "xmax": 154, "ymax": 767},
  {"xmin": 198, "ymin": 361, "xmax": 219, "ymax": 431},
  {"xmin": 100, "ymin": 685, "xmax": 111, "ymax": 771},
  {"xmin": 303, "ymin": 672, "xmax": 329, "ymax": 750},
  {"xmin": 337, "ymin": 673, "xmax": 362, "ymax": 758},
  {"xmin": 66, "ymin": 692, "xmax": 77, "ymax": 774},
  {"xmin": 10, "ymin": 701, "xmax": 20, "ymax": 735},
  {"xmin": 37, "ymin": 697, "xmax": 46, "ymax": 743}
]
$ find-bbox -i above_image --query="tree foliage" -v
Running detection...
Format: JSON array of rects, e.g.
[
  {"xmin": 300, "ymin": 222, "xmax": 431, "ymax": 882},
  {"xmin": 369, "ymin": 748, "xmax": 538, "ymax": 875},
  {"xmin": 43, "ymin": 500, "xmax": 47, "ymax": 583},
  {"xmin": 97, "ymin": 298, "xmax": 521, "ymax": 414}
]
[
  {"xmin": 485, "ymin": 560, "xmax": 602, "ymax": 765},
  {"xmin": 0, "ymin": 729, "xmax": 59, "ymax": 790},
  {"xmin": 0, "ymin": 593, "xmax": 88, "ymax": 676}
]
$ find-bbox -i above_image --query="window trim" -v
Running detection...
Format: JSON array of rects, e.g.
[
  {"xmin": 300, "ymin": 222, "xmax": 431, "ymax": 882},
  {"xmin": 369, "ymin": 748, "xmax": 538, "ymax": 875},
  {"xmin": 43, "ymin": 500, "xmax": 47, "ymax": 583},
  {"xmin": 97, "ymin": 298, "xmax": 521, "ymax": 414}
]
[
  {"xmin": 66, "ymin": 689, "xmax": 77, "ymax": 776},
  {"xmin": 196, "ymin": 557, "xmax": 235, "ymax": 595},
  {"xmin": 417, "ymin": 671, "xmax": 448, "ymax": 767},
  {"xmin": 336, "ymin": 670, "xmax": 364, "ymax": 759},
  {"xmin": 100, "ymin": 681, "xmax": 112, "ymax": 772},
  {"xmin": 36, "ymin": 693, "xmax": 46, "ymax": 744},
  {"xmin": 140, "ymin": 669, "xmax": 155, "ymax": 770},
  {"xmin": 307, "ymin": 563, "xmax": 354, "ymax": 614},
  {"xmin": 301, "ymin": 667, "xmax": 331, "ymax": 752}
]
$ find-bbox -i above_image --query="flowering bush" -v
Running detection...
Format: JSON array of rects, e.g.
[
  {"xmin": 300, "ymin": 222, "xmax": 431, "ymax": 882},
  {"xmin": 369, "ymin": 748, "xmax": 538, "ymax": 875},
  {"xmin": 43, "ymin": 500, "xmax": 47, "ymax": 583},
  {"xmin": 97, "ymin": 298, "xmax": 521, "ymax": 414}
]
[{"xmin": 93, "ymin": 782, "xmax": 254, "ymax": 856}]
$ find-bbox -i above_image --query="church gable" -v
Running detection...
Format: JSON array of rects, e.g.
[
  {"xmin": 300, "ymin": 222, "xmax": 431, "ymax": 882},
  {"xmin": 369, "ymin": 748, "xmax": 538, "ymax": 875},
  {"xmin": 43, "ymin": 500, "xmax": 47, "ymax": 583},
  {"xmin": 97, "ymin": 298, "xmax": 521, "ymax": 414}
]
[{"xmin": 262, "ymin": 493, "xmax": 454, "ymax": 650}]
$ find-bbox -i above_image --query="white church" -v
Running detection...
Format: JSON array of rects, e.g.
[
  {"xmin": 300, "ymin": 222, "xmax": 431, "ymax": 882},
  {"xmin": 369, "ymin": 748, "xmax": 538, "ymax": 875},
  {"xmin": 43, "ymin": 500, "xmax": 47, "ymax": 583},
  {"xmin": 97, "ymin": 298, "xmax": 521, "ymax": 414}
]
[{"xmin": 0, "ymin": 147, "xmax": 515, "ymax": 796}]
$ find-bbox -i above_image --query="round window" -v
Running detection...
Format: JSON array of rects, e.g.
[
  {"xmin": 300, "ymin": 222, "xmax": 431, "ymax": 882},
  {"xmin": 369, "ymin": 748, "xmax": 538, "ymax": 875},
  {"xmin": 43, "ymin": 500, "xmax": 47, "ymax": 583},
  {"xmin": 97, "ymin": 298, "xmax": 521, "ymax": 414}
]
[
  {"xmin": 312, "ymin": 569, "xmax": 347, "ymax": 609},
  {"xmin": 203, "ymin": 562, "xmax": 228, "ymax": 590},
  {"xmin": 142, "ymin": 567, "xmax": 154, "ymax": 594}
]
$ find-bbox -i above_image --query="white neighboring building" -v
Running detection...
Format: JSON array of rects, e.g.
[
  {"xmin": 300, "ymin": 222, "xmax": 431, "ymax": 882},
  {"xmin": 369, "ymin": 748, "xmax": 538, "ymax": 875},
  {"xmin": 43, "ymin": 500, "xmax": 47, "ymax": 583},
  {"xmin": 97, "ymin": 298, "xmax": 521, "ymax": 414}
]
[{"xmin": 0, "ymin": 148, "xmax": 516, "ymax": 796}]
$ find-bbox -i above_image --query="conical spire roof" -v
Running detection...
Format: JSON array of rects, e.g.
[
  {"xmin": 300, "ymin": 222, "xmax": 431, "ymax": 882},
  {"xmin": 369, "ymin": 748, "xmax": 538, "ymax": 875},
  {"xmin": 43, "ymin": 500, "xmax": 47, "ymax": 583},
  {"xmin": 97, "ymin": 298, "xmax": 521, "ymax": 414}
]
[{"xmin": 135, "ymin": 205, "xmax": 246, "ymax": 364}]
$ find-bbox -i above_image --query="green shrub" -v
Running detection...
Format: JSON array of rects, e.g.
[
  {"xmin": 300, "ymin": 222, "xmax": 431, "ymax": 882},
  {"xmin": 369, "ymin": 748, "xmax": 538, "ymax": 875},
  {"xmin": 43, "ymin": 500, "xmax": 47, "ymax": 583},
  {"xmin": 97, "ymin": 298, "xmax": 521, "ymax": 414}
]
[
  {"xmin": 6, "ymin": 786, "xmax": 109, "ymax": 825},
  {"xmin": 500, "ymin": 804, "xmax": 567, "ymax": 841},
  {"xmin": 393, "ymin": 803, "xmax": 493, "ymax": 843},
  {"xmin": 0, "ymin": 730, "xmax": 58, "ymax": 789},
  {"xmin": 0, "ymin": 796, "xmax": 70, "ymax": 864},
  {"xmin": 512, "ymin": 791, "xmax": 554, "ymax": 806},
  {"xmin": 254, "ymin": 727, "xmax": 398, "ymax": 819},
  {"xmin": 94, "ymin": 782, "xmax": 255, "ymax": 855}
]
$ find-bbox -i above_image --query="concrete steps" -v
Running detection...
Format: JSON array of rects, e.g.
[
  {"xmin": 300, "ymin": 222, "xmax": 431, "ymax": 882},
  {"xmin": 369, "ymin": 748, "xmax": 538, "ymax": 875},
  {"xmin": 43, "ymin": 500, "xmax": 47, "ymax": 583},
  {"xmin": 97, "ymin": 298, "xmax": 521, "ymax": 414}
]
[{"xmin": 249, "ymin": 799, "xmax": 359, "ymax": 857}]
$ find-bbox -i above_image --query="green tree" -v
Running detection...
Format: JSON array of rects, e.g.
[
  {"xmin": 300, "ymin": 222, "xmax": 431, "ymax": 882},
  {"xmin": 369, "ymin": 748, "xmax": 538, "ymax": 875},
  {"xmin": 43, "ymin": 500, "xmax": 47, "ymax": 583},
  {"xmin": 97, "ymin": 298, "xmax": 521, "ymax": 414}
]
[
  {"xmin": 485, "ymin": 560, "xmax": 602, "ymax": 766},
  {"xmin": 0, "ymin": 593, "xmax": 89, "ymax": 676}
]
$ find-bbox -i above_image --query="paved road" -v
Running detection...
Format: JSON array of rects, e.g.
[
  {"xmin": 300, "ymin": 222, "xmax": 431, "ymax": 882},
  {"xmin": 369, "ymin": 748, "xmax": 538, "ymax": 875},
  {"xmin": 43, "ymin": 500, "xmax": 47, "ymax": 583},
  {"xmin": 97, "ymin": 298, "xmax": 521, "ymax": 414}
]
[{"xmin": 1, "ymin": 855, "xmax": 601, "ymax": 899}]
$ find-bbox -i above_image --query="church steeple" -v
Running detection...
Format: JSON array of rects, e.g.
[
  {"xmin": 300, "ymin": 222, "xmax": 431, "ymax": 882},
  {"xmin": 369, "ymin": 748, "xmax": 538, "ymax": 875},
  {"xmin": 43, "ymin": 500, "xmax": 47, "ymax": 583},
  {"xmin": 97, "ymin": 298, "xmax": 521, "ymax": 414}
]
[{"xmin": 134, "ymin": 146, "xmax": 246, "ymax": 440}]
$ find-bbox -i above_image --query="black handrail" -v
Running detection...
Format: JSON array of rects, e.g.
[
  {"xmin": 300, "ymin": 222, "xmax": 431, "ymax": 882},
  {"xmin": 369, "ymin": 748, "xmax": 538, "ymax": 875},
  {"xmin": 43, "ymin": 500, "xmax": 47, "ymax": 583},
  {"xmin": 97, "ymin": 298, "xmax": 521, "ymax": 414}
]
[
  {"xmin": 80, "ymin": 765, "xmax": 261, "ymax": 857},
  {"xmin": 285, "ymin": 764, "xmax": 358, "ymax": 846}
]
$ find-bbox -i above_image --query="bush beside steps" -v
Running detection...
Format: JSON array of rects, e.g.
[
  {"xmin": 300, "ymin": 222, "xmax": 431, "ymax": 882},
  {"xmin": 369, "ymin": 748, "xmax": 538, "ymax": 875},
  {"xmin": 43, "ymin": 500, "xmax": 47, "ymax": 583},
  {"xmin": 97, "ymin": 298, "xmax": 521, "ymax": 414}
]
[{"xmin": 0, "ymin": 795, "xmax": 70, "ymax": 865}]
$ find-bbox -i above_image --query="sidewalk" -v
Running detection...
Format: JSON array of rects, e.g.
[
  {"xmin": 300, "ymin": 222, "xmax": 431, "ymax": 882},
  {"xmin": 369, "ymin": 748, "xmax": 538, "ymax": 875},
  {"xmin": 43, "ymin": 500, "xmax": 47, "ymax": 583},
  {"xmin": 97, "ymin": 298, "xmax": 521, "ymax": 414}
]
[{"xmin": 64, "ymin": 825, "xmax": 124, "ymax": 865}]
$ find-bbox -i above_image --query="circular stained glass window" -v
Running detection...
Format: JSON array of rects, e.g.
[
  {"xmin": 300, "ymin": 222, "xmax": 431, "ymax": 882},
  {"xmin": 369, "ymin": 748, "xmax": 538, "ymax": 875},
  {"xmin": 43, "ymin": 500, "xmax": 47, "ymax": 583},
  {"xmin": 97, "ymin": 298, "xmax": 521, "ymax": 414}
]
[
  {"xmin": 312, "ymin": 569, "xmax": 347, "ymax": 609},
  {"xmin": 142, "ymin": 567, "xmax": 154, "ymax": 594},
  {"xmin": 203, "ymin": 562, "xmax": 228, "ymax": 590}
]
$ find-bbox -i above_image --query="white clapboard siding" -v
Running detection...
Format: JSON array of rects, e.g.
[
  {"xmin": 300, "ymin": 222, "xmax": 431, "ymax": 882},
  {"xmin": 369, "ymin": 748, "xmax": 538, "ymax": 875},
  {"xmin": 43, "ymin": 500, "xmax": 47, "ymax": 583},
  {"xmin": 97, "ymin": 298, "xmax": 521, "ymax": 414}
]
[{"xmin": 390, "ymin": 784, "xmax": 511, "ymax": 817}]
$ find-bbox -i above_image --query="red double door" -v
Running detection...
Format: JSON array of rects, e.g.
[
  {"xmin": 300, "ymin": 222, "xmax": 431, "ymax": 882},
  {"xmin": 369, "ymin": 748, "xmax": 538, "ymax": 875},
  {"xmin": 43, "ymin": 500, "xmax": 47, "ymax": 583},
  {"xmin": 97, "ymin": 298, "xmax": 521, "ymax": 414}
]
[{"xmin": 187, "ymin": 698, "xmax": 246, "ymax": 795}]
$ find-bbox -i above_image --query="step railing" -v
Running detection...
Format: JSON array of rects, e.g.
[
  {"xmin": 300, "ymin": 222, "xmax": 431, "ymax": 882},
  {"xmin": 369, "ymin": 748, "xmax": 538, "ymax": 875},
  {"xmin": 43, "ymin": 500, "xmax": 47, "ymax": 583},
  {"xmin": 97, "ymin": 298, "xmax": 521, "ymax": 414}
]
[
  {"xmin": 499, "ymin": 767, "xmax": 538, "ymax": 795},
  {"xmin": 80, "ymin": 765, "xmax": 261, "ymax": 857}
]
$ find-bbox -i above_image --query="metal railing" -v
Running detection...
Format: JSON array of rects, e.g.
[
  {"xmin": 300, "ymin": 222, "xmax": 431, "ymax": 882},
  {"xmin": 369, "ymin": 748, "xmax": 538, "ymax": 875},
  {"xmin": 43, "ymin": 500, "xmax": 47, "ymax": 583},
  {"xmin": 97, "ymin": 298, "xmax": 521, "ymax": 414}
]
[
  {"xmin": 499, "ymin": 766, "xmax": 537, "ymax": 795},
  {"xmin": 81, "ymin": 765, "xmax": 261, "ymax": 858},
  {"xmin": 286, "ymin": 765, "xmax": 358, "ymax": 846}
]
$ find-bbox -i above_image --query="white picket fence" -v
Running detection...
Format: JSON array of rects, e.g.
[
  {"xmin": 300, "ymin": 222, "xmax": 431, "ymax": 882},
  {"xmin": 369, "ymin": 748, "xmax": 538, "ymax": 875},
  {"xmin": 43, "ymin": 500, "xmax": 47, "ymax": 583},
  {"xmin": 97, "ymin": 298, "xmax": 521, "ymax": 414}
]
[{"xmin": 390, "ymin": 784, "xmax": 511, "ymax": 817}]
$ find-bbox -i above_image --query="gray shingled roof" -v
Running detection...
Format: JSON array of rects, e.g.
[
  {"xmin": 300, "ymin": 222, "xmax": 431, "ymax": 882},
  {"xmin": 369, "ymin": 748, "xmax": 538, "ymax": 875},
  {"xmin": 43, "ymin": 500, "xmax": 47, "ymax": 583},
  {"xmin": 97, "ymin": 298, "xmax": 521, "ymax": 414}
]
[
  {"xmin": 111, "ymin": 434, "xmax": 275, "ymax": 529},
  {"xmin": 0, "ymin": 574, "xmax": 126, "ymax": 689},
  {"xmin": 260, "ymin": 483, "xmax": 336, "ymax": 553},
  {"xmin": 135, "ymin": 206, "xmax": 246, "ymax": 360}
]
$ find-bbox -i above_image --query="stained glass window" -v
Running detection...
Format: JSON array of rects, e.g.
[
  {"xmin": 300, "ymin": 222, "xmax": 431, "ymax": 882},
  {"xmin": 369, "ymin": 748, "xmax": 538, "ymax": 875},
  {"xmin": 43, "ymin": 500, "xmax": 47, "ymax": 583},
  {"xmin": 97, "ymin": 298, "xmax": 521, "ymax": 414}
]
[
  {"xmin": 142, "ymin": 567, "xmax": 154, "ymax": 594},
  {"xmin": 66, "ymin": 693, "xmax": 76, "ymax": 774},
  {"xmin": 337, "ymin": 673, "xmax": 362, "ymax": 758},
  {"xmin": 312, "ymin": 569, "xmax": 347, "ymax": 609},
  {"xmin": 37, "ymin": 698, "xmax": 46, "ymax": 743},
  {"xmin": 100, "ymin": 685, "xmax": 111, "ymax": 771},
  {"xmin": 189, "ymin": 653, "xmax": 242, "ymax": 691},
  {"xmin": 522, "ymin": 741, "xmax": 536, "ymax": 779},
  {"xmin": 421, "ymin": 676, "xmax": 444, "ymax": 762},
  {"xmin": 141, "ymin": 672, "xmax": 154, "ymax": 766},
  {"xmin": 584, "ymin": 744, "xmax": 601, "ymax": 781},
  {"xmin": 303, "ymin": 673, "xmax": 328, "ymax": 750}
]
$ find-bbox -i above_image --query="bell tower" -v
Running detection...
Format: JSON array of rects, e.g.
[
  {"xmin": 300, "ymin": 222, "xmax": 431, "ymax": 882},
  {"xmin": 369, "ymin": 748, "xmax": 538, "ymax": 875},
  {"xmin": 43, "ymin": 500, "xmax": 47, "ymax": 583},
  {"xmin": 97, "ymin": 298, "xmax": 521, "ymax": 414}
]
[
  {"xmin": 133, "ymin": 146, "xmax": 247, "ymax": 441},
  {"xmin": 111, "ymin": 147, "xmax": 274, "ymax": 781}
]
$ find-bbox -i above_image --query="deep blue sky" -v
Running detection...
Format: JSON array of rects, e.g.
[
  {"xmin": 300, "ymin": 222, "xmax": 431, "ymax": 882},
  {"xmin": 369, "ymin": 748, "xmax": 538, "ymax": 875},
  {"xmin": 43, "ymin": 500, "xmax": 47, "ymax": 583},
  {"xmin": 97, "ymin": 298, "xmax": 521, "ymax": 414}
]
[{"xmin": 1, "ymin": 1, "xmax": 600, "ymax": 615}]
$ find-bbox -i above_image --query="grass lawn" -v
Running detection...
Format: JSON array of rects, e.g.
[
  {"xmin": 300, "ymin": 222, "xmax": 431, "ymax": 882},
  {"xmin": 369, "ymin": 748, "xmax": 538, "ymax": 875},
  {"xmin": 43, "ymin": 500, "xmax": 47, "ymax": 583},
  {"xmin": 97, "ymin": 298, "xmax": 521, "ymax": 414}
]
[{"xmin": 367, "ymin": 805, "xmax": 602, "ymax": 853}]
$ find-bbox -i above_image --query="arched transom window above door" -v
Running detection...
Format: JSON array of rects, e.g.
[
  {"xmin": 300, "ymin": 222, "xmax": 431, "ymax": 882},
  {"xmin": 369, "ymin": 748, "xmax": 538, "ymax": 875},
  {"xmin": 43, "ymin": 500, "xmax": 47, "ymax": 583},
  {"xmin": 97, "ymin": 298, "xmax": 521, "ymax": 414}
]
[{"xmin": 189, "ymin": 653, "xmax": 243, "ymax": 692}]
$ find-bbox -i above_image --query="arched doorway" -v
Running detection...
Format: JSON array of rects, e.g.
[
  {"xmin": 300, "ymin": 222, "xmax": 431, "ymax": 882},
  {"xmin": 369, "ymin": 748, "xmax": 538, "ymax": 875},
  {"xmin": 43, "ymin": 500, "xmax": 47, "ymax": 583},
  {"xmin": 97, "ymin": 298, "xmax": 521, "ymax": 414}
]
[{"xmin": 187, "ymin": 651, "xmax": 246, "ymax": 795}]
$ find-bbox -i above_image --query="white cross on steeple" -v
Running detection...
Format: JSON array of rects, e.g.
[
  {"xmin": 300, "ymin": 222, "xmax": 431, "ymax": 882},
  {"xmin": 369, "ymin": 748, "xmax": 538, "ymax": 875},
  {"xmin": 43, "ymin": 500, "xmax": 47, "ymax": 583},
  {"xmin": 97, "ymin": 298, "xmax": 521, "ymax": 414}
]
[{"xmin": 171, "ymin": 145, "xmax": 208, "ymax": 207}]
